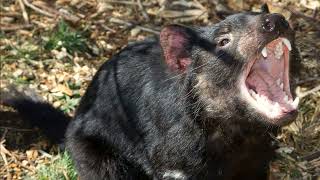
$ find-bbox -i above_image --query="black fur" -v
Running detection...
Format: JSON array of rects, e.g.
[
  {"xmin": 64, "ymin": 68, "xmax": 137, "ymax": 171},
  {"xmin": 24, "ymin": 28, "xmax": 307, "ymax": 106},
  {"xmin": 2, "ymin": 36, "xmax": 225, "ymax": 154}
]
[
  {"xmin": 0, "ymin": 87, "xmax": 69, "ymax": 144},
  {"xmin": 1, "ymin": 7, "xmax": 300, "ymax": 180}
]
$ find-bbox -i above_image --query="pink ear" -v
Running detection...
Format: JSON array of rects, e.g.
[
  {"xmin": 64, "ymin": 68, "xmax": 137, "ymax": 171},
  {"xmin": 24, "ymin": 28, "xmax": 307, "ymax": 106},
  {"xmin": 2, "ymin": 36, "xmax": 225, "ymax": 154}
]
[{"xmin": 160, "ymin": 25, "xmax": 192, "ymax": 72}]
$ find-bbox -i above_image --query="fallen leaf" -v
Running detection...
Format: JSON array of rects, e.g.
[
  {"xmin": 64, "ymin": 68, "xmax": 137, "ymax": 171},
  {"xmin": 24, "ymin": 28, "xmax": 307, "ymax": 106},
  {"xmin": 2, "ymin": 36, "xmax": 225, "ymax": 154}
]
[{"xmin": 26, "ymin": 150, "xmax": 38, "ymax": 160}]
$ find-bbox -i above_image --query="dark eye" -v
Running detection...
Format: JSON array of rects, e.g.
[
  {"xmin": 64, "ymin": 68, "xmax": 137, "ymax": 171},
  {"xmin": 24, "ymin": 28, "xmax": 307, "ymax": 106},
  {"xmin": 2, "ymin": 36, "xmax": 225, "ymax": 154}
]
[{"xmin": 218, "ymin": 38, "xmax": 230, "ymax": 47}]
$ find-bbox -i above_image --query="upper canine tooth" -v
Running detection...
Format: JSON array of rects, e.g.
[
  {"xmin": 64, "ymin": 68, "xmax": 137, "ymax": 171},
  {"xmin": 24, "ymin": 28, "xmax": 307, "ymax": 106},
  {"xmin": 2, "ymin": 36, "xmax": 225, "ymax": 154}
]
[
  {"xmin": 282, "ymin": 38, "xmax": 292, "ymax": 51},
  {"xmin": 284, "ymin": 95, "xmax": 288, "ymax": 102},
  {"xmin": 276, "ymin": 78, "xmax": 281, "ymax": 86},
  {"xmin": 261, "ymin": 47, "xmax": 267, "ymax": 58},
  {"xmin": 292, "ymin": 97, "xmax": 299, "ymax": 108}
]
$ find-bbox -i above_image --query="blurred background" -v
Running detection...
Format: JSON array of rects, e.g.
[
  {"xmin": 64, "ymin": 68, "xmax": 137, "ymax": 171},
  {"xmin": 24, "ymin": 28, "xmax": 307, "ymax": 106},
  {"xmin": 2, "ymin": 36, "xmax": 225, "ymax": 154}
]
[{"xmin": 0, "ymin": 0, "xmax": 319, "ymax": 179}]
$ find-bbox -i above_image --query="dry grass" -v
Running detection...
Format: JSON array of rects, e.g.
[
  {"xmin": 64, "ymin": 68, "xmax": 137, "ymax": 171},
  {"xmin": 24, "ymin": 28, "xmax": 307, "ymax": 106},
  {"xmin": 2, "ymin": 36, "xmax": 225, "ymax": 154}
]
[{"xmin": 0, "ymin": 0, "xmax": 319, "ymax": 179}]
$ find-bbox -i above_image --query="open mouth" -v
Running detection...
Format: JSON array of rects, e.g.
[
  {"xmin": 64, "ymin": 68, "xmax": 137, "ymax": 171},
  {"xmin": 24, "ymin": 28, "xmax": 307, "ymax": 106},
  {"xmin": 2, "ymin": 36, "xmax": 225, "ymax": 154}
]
[{"xmin": 240, "ymin": 38, "xmax": 299, "ymax": 122}]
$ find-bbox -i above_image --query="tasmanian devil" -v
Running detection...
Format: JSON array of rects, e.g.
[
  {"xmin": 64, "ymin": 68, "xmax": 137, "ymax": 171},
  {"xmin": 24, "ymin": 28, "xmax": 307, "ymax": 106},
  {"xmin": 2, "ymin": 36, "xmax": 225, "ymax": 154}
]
[{"xmin": 1, "ymin": 5, "xmax": 301, "ymax": 180}]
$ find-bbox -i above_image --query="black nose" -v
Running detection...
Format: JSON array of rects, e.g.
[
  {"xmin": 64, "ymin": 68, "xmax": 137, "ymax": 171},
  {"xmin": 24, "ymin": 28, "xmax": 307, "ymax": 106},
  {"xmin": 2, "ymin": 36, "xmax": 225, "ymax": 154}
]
[{"xmin": 262, "ymin": 13, "xmax": 289, "ymax": 33}]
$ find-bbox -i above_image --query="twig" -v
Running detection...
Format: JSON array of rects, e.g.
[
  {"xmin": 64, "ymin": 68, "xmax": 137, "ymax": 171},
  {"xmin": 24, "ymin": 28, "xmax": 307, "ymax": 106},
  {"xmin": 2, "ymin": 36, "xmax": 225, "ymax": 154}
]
[
  {"xmin": 109, "ymin": 18, "xmax": 159, "ymax": 34},
  {"xmin": 0, "ymin": 141, "xmax": 16, "ymax": 160},
  {"xmin": 172, "ymin": 10, "xmax": 208, "ymax": 23},
  {"xmin": 101, "ymin": 24, "xmax": 116, "ymax": 32},
  {"xmin": 267, "ymin": 1, "xmax": 320, "ymax": 30},
  {"xmin": 289, "ymin": 8, "xmax": 320, "ymax": 29},
  {"xmin": 22, "ymin": 0, "xmax": 80, "ymax": 23},
  {"xmin": 32, "ymin": 1, "xmax": 80, "ymax": 23},
  {"xmin": 295, "ymin": 77, "xmax": 320, "ymax": 85},
  {"xmin": 312, "ymin": 8, "xmax": 318, "ymax": 18},
  {"xmin": 298, "ymin": 84, "xmax": 320, "ymax": 98},
  {"xmin": 38, "ymin": 150, "xmax": 53, "ymax": 158},
  {"xmin": 105, "ymin": 0, "xmax": 150, "ymax": 6},
  {"xmin": 22, "ymin": 0, "xmax": 56, "ymax": 18},
  {"xmin": 0, "ymin": 140, "xmax": 11, "ymax": 165},
  {"xmin": 137, "ymin": 0, "xmax": 150, "ymax": 21},
  {"xmin": 31, "ymin": 20, "xmax": 49, "ymax": 28},
  {"xmin": 106, "ymin": 0, "xmax": 138, "ymax": 5},
  {"xmin": 277, "ymin": 152, "xmax": 308, "ymax": 171},
  {"xmin": 0, "ymin": 24, "xmax": 33, "ymax": 31},
  {"xmin": 0, "ymin": 129, "xmax": 8, "ymax": 142},
  {"xmin": 300, "ymin": 151, "xmax": 320, "ymax": 161},
  {"xmin": 93, "ymin": 19, "xmax": 116, "ymax": 32},
  {"xmin": 0, "ymin": 12, "xmax": 22, "ymax": 17},
  {"xmin": 137, "ymin": 26, "xmax": 160, "ymax": 35},
  {"xmin": 172, "ymin": 0, "xmax": 206, "ymax": 10},
  {"xmin": 304, "ymin": 121, "xmax": 320, "ymax": 133},
  {"xmin": 0, "ymin": 126, "xmax": 34, "ymax": 132},
  {"xmin": 63, "ymin": 170, "xmax": 70, "ymax": 180},
  {"xmin": 57, "ymin": 8, "xmax": 80, "ymax": 23},
  {"xmin": 109, "ymin": 17, "xmax": 134, "ymax": 26},
  {"xmin": 15, "ymin": 160, "xmax": 35, "ymax": 173},
  {"xmin": 0, "ymin": 150, "xmax": 8, "ymax": 168},
  {"xmin": 17, "ymin": 0, "xmax": 29, "ymax": 24},
  {"xmin": 159, "ymin": 9, "xmax": 207, "ymax": 18}
]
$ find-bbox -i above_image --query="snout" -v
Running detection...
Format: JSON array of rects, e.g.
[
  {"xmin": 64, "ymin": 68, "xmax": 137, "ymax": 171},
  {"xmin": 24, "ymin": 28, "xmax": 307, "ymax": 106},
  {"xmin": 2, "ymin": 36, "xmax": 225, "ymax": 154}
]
[{"xmin": 261, "ymin": 13, "xmax": 290, "ymax": 35}]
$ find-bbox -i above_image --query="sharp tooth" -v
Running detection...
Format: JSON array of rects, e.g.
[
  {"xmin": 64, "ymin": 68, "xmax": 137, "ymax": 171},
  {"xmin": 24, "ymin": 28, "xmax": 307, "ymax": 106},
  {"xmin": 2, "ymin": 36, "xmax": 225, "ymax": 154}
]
[
  {"xmin": 257, "ymin": 95, "xmax": 265, "ymax": 105},
  {"xmin": 260, "ymin": 95, "xmax": 272, "ymax": 110},
  {"xmin": 284, "ymin": 95, "xmax": 288, "ymax": 102},
  {"xmin": 249, "ymin": 89, "xmax": 255, "ymax": 96},
  {"xmin": 261, "ymin": 95, "xmax": 268, "ymax": 102},
  {"xmin": 249, "ymin": 89, "xmax": 259, "ymax": 100},
  {"xmin": 272, "ymin": 104, "xmax": 281, "ymax": 115},
  {"xmin": 292, "ymin": 97, "xmax": 299, "ymax": 108},
  {"xmin": 253, "ymin": 93, "xmax": 259, "ymax": 100},
  {"xmin": 280, "ymin": 83, "xmax": 283, "ymax": 90},
  {"xmin": 274, "ymin": 102, "xmax": 280, "ymax": 110},
  {"xmin": 282, "ymin": 38, "xmax": 292, "ymax": 51},
  {"xmin": 276, "ymin": 79, "xmax": 281, "ymax": 86},
  {"xmin": 261, "ymin": 47, "xmax": 267, "ymax": 58},
  {"xmin": 289, "ymin": 97, "xmax": 293, "ymax": 103}
]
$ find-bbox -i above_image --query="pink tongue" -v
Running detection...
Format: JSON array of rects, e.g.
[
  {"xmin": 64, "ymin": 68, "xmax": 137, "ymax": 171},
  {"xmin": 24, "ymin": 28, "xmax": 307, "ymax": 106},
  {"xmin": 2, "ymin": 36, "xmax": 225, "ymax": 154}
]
[
  {"xmin": 246, "ymin": 38, "xmax": 286, "ymax": 100},
  {"xmin": 246, "ymin": 57, "xmax": 296, "ymax": 112},
  {"xmin": 246, "ymin": 71, "xmax": 294, "ymax": 111},
  {"xmin": 245, "ymin": 38, "xmax": 295, "ymax": 112},
  {"xmin": 246, "ymin": 70, "xmax": 283, "ymax": 102},
  {"xmin": 256, "ymin": 56, "xmax": 284, "ymax": 79}
]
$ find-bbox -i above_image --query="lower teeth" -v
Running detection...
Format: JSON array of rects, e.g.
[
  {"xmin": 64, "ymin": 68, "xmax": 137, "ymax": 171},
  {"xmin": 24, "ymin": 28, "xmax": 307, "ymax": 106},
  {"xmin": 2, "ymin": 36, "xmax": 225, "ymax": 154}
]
[{"xmin": 249, "ymin": 88, "xmax": 299, "ymax": 110}]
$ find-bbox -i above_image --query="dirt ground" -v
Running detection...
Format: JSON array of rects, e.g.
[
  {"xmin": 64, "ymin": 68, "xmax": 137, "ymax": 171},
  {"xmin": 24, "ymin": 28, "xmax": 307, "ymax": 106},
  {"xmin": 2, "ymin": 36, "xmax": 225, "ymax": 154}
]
[{"xmin": 0, "ymin": 0, "xmax": 319, "ymax": 179}]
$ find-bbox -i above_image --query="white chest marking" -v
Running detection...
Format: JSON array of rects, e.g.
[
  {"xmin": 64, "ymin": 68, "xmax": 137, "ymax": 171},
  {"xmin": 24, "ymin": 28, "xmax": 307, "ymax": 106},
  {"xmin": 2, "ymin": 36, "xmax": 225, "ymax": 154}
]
[{"xmin": 163, "ymin": 170, "xmax": 186, "ymax": 179}]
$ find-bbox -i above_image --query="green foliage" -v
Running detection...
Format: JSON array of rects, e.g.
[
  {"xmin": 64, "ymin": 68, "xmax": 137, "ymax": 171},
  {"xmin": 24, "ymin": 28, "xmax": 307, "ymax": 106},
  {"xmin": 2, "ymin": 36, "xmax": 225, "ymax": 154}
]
[
  {"xmin": 60, "ymin": 95, "xmax": 81, "ymax": 114},
  {"xmin": 44, "ymin": 20, "xmax": 88, "ymax": 54},
  {"xmin": 13, "ymin": 76, "xmax": 32, "ymax": 84},
  {"xmin": 58, "ymin": 81, "xmax": 82, "ymax": 113},
  {"xmin": 35, "ymin": 152, "xmax": 77, "ymax": 180},
  {"xmin": 289, "ymin": 168, "xmax": 302, "ymax": 178},
  {"xmin": 0, "ymin": 31, "xmax": 5, "ymax": 39},
  {"xmin": 0, "ymin": 42, "xmax": 40, "ymax": 63}
]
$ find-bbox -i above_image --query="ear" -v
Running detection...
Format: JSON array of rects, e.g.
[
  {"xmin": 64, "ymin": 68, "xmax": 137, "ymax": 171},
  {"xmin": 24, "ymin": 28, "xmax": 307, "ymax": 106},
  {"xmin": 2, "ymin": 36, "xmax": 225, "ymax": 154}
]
[
  {"xmin": 261, "ymin": 3, "xmax": 270, "ymax": 13},
  {"xmin": 160, "ymin": 25, "xmax": 194, "ymax": 72}
]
